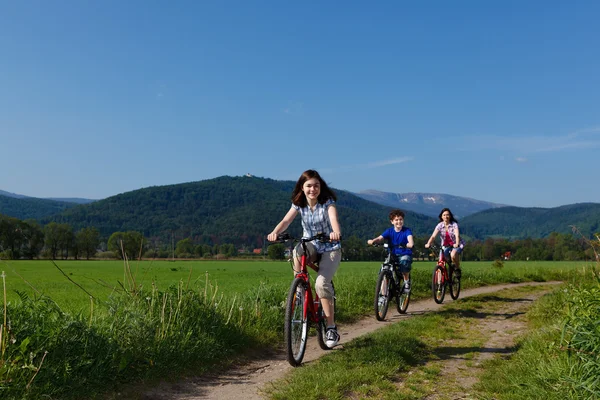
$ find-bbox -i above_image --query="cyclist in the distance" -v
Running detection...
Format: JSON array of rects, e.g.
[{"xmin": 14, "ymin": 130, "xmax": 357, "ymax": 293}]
[
  {"xmin": 367, "ymin": 209, "xmax": 414, "ymax": 292},
  {"xmin": 267, "ymin": 169, "xmax": 342, "ymax": 348},
  {"xmin": 425, "ymin": 207, "xmax": 465, "ymax": 274}
]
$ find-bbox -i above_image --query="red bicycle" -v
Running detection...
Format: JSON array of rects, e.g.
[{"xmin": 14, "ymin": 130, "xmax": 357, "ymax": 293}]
[
  {"xmin": 272, "ymin": 233, "xmax": 337, "ymax": 366},
  {"xmin": 429, "ymin": 244, "xmax": 461, "ymax": 304}
]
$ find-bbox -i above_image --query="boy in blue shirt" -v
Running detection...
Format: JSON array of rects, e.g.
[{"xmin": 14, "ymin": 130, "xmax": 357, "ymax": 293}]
[{"xmin": 367, "ymin": 209, "xmax": 414, "ymax": 292}]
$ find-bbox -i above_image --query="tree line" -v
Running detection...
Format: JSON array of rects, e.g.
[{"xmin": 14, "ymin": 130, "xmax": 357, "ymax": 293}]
[{"xmin": 0, "ymin": 214, "xmax": 596, "ymax": 262}]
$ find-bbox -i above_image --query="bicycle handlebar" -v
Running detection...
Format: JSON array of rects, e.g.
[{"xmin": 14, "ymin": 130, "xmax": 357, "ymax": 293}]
[
  {"xmin": 273, "ymin": 232, "xmax": 341, "ymax": 243},
  {"xmin": 369, "ymin": 242, "xmax": 408, "ymax": 249}
]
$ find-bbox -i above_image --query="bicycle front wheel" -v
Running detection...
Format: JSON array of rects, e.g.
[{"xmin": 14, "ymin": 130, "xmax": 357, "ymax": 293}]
[
  {"xmin": 396, "ymin": 277, "xmax": 411, "ymax": 314},
  {"xmin": 432, "ymin": 266, "xmax": 446, "ymax": 304},
  {"xmin": 374, "ymin": 269, "xmax": 392, "ymax": 321},
  {"xmin": 449, "ymin": 267, "xmax": 461, "ymax": 300},
  {"xmin": 285, "ymin": 277, "xmax": 308, "ymax": 366}
]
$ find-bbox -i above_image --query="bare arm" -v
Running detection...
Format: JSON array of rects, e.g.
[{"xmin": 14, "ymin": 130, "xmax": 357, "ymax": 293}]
[
  {"xmin": 425, "ymin": 228, "xmax": 439, "ymax": 248},
  {"xmin": 328, "ymin": 204, "xmax": 342, "ymax": 241},
  {"xmin": 267, "ymin": 207, "xmax": 298, "ymax": 242},
  {"xmin": 407, "ymin": 234, "xmax": 414, "ymax": 249},
  {"xmin": 453, "ymin": 225, "xmax": 461, "ymax": 248},
  {"xmin": 367, "ymin": 235, "xmax": 384, "ymax": 246}
]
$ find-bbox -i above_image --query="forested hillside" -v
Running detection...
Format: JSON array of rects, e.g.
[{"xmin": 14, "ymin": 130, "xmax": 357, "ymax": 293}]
[
  {"xmin": 44, "ymin": 176, "xmax": 437, "ymax": 247},
  {"xmin": 461, "ymin": 203, "xmax": 600, "ymax": 239},
  {"xmin": 0, "ymin": 195, "xmax": 77, "ymax": 220}
]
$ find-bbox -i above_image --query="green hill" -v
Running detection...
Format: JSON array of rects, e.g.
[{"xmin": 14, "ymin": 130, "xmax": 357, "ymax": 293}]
[
  {"xmin": 0, "ymin": 195, "xmax": 77, "ymax": 220},
  {"xmin": 45, "ymin": 176, "xmax": 436, "ymax": 247},
  {"xmin": 461, "ymin": 203, "xmax": 600, "ymax": 240}
]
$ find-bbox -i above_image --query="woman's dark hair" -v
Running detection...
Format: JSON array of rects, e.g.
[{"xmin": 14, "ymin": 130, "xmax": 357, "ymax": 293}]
[
  {"xmin": 291, "ymin": 169, "xmax": 337, "ymax": 207},
  {"xmin": 438, "ymin": 207, "xmax": 458, "ymax": 223}
]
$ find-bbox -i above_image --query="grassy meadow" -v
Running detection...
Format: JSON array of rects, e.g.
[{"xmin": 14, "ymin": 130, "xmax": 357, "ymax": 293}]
[
  {"xmin": 1, "ymin": 258, "xmax": 590, "ymax": 315},
  {"xmin": 0, "ymin": 257, "xmax": 596, "ymax": 399}
]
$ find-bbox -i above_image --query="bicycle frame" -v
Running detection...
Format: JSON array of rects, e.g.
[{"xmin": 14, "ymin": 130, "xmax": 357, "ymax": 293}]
[
  {"xmin": 437, "ymin": 247, "xmax": 451, "ymax": 282},
  {"xmin": 275, "ymin": 232, "xmax": 338, "ymax": 366},
  {"xmin": 294, "ymin": 240, "xmax": 322, "ymax": 326},
  {"xmin": 373, "ymin": 243, "xmax": 411, "ymax": 320},
  {"xmin": 430, "ymin": 244, "xmax": 461, "ymax": 303}
]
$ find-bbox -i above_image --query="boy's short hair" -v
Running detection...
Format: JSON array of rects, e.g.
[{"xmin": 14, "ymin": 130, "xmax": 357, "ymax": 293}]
[{"xmin": 389, "ymin": 209, "xmax": 405, "ymax": 220}]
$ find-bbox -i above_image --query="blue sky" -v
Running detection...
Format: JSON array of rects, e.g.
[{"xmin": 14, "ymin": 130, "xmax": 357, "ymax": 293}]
[{"xmin": 1, "ymin": 1, "xmax": 598, "ymax": 208}]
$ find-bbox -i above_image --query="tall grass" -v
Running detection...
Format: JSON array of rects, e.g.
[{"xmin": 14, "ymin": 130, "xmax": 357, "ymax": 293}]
[
  {"xmin": 0, "ymin": 258, "xmax": 593, "ymax": 399},
  {"xmin": 476, "ymin": 260, "xmax": 600, "ymax": 398},
  {"xmin": 0, "ymin": 270, "xmax": 286, "ymax": 399}
]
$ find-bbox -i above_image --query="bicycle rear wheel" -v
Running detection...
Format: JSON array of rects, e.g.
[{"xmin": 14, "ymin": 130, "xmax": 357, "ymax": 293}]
[
  {"xmin": 396, "ymin": 277, "xmax": 410, "ymax": 314},
  {"xmin": 449, "ymin": 267, "xmax": 461, "ymax": 300},
  {"xmin": 432, "ymin": 266, "xmax": 446, "ymax": 304},
  {"xmin": 374, "ymin": 269, "xmax": 392, "ymax": 321},
  {"xmin": 317, "ymin": 281, "xmax": 335, "ymax": 350},
  {"xmin": 285, "ymin": 277, "xmax": 308, "ymax": 366}
]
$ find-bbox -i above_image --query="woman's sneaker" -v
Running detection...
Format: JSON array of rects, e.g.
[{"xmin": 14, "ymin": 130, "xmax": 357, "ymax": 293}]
[
  {"xmin": 325, "ymin": 327, "xmax": 340, "ymax": 348},
  {"xmin": 403, "ymin": 281, "xmax": 411, "ymax": 293}
]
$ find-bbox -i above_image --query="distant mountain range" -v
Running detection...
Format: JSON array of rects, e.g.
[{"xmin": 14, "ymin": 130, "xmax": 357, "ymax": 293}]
[
  {"xmin": 1, "ymin": 178, "xmax": 599, "ymax": 243},
  {"xmin": 356, "ymin": 190, "xmax": 508, "ymax": 218},
  {"xmin": 0, "ymin": 189, "xmax": 96, "ymax": 205}
]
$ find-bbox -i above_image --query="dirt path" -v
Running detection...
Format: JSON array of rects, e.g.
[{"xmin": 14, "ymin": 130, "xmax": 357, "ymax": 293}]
[{"xmin": 141, "ymin": 281, "xmax": 562, "ymax": 400}]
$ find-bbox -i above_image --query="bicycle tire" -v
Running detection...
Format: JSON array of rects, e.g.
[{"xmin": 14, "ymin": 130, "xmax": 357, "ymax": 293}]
[
  {"xmin": 374, "ymin": 268, "xmax": 392, "ymax": 321},
  {"xmin": 432, "ymin": 265, "xmax": 446, "ymax": 304},
  {"xmin": 285, "ymin": 277, "xmax": 308, "ymax": 366},
  {"xmin": 316, "ymin": 281, "xmax": 335, "ymax": 350},
  {"xmin": 396, "ymin": 276, "xmax": 411, "ymax": 314},
  {"xmin": 449, "ymin": 267, "xmax": 461, "ymax": 300}
]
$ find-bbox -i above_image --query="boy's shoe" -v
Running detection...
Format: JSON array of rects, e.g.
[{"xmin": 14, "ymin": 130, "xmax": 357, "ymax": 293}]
[
  {"xmin": 325, "ymin": 327, "xmax": 340, "ymax": 348},
  {"xmin": 454, "ymin": 268, "xmax": 461, "ymax": 279},
  {"xmin": 403, "ymin": 281, "xmax": 411, "ymax": 293}
]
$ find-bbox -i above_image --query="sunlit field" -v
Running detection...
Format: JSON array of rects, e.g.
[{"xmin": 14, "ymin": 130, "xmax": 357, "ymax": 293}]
[{"xmin": 1, "ymin": 258, "xmax": 591, "ymax": 314}]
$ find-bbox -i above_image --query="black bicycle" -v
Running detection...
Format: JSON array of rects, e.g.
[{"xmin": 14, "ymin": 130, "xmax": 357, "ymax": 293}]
[{"xmin": 372, "ymin": 243, "xmax": 411, "ymax": 321}]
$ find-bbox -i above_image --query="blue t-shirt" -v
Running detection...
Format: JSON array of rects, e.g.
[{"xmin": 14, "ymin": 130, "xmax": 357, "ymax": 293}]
[{"xmin": 381, "ymin": 226, "xmax": 413, "ymax": 256}]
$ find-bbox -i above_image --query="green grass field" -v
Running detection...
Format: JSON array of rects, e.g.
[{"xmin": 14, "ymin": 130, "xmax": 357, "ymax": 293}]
[
  {"xmin": 1, "ymin": 257, "xmax": 596, "ymax": 400},
  {"xmin": 1, "ymin": 258, "xmax": 591, "ymax": 314}
]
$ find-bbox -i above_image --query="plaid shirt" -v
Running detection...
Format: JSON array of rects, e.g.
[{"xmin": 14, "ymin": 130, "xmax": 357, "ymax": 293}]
[
  {"xmin": 292, "ymin": 199, "xmax": 341, "ymax": 253},
  {"xmin": 435, "ymin": 222, "xmax": 464, "ymax": 246}
]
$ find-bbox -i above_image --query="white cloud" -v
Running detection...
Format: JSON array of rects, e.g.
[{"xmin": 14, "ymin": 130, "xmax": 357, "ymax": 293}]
[
  {"xmin": 283, "ymin": 102, "xmax": 304, "ymax": 115},
  {"xmin": 319, "ymin": 157, "xmax": 414, "ymax": 175},
  {"xmin": 515, "ymin": 157, "xmax": 528, "ymax": 163},
  {"xmin": 366, "ymin": 157, "xmax": 413, "ymax": 168}
]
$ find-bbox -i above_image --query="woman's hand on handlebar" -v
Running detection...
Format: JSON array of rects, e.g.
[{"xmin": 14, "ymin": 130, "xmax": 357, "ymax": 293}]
[
  {"xmin": 424, "ymin": 243, "xmax": 431, "ymax": 249},
  {"xmin": 329, "ymin": 231, "xmax": 341, "ymax": 241},
  {"xmin": 267, "ymin": 232, "xmax": 278, "ymax": 242}
]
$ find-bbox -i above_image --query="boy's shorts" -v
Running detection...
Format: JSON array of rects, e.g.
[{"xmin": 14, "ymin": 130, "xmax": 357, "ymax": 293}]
[{"xmin": 397, "ymin": 255, "xmax": 412, "ymax": 274}]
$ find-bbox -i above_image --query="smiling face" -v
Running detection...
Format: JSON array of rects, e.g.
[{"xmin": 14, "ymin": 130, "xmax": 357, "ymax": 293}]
[
  {"xmin": 441, "ymin": 210, "xmax": 451, "ymax": 223},
  {"xmin": 302, "ymin": 177, "xmax": 321, "ymax": 204},
  {"xmin": 390, "ymin": 216, "xmax": 404, "ymax": 231}
]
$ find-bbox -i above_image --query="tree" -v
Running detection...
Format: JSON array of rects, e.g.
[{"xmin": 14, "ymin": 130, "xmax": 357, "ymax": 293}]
[
  {"xmin": 56, "ymin": 224, "xmax": 74, "ymax": 259},
  {"xmin": 108, "ymin": 231, "xmax": 146, "ymax": 260},
  {"xmin": 342, "ymin": 235, "xmax": 364, "ymax": 261},
  {"xmin": 76, "ymin": 227, "xmax": 100, "ymax": 260},
  {"xmin": 175, "ymin": 238, "xmax": 194, "ymax": 258},
  {"xmin": 43, "ymin": 222, "xmax": 61, "ymax": 259},
  {"xmin": 20, "ymin": 220, "xmax": 44, "ymax": 259},
  {"xmin": 267, "ymin": 243, "xmax": 286, "ymax": 260}
]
